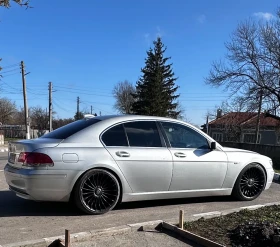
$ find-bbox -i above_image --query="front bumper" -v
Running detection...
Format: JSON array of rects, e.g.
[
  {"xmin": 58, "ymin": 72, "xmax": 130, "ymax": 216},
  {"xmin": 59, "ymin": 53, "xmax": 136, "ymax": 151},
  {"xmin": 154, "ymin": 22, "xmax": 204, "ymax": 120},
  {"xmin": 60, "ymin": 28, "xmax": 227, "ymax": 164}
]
[
  {"xmin": 4, "ymin": 164, "xmax": 78, "ymax": 202},
  {"xmin": 265, "ymin": 167, "xmax": 274, "ymax": 190}
]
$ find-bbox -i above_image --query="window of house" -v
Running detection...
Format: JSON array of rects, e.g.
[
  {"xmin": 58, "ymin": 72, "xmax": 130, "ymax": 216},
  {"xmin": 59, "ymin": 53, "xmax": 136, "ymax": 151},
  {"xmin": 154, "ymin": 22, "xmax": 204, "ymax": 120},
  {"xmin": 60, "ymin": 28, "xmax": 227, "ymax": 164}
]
[
  {"xmin": 123, "ymin": 121, "xmax": 162, "ymax": 147},
  {"xmin": 102, "ymin": 124, "xmax": 128, "ymax": 146},
  {"xmin": 243, "ymin": 133, "xmax": 261, "ymax": 144},
  {"xmin": 160, "ymin": 122, "xmax": 209, "ymax": 149},
  {"xmin": 212, "ymin": 132, "xmax": 223, "ymax": 142}
]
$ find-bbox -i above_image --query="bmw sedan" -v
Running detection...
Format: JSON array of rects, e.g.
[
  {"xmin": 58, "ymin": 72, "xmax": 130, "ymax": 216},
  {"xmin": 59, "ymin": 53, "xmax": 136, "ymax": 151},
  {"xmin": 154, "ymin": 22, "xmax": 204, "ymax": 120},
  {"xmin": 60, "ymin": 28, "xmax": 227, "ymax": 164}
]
[{"xmin": 4, "ymin": 115, "xmax": 274, "ymax": 215}]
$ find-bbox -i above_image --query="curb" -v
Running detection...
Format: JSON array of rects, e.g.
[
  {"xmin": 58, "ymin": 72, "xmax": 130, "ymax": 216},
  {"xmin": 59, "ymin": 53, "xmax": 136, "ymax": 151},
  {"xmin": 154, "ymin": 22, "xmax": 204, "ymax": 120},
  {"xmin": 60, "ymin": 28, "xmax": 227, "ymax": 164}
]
[
  {"xmin": 162, "ymin": 222, "xmax": 224, "ymax": 247},
  {"xmin": 274, "ymin": 173, "xmax": 280, "ymax": 183},
  {"xmin": 2, "ymin": 202, "xmax": 280, "ymax": 247},
  {"xmin": 162, "ymin": 201, "xmax": 280, "ymax": 247},
  {"xmin": 1, "ymin": 220, "xmax": 163, "ymax": 247}
]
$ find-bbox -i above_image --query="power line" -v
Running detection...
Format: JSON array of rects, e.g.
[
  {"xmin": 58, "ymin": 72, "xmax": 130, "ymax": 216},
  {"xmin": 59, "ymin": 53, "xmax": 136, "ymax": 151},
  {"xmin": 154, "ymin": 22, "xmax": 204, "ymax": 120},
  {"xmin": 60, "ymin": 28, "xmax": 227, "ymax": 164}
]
[
  {"xmin": 54, "ymin": 89, "xmax": 229, "ymax": 101},
  {"xmin": 1, "ymin": 63, "xmax": 20, "ymax": 69},
  {"xmin": 1, "ymin": 68, "xmax": 19, "ymax": 74},
  {"xmin": 54, "ymin": 84, "xmax": 230, "ymax": 95},
  {"xmin": 26, "ymin": 88, "xmax": 48, "ymax": 95},
  {"xmin": 2, "ymin": 72, "xmax": 20, "ymax": 78},
  {"xmin": 55, "ymin": 89, "xmax": 113, "ymax": 98},
  {"xmin": 0, "ymin": 79, "xmax": 21, "ymax": 91},
  {"xmin": 53, "ymin": 100, "xmax": 73, "ymax": 113}
]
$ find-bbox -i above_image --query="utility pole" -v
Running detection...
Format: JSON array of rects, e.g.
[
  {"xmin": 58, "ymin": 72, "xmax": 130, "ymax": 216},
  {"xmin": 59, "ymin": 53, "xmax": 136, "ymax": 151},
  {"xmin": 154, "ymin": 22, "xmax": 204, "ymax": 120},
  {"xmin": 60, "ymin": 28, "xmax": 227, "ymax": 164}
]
[
  {"xmin": 255, "ymin": 89, "xmax": 263, "ymax": 144},
  {"xmin": 99, "ymin": 111, "xmax": 101, "ymax": 116},
  {"xmin": 21, "ymin": 61, "xmax": 30, "ymax": 139},
  {"xmin": 91, "ymin": 105, "xmax": 93, "ymax": 115},
  {"xmin": 49, "ymin": 82, "xmax": 53, "ymax": 132},
  {"xmin": 77, "ymin": 97, "xmax": 80, "ymax": 115},
  {"xmin": 206, "ymin": 115, "xmax": 209, "ymax": 135}
]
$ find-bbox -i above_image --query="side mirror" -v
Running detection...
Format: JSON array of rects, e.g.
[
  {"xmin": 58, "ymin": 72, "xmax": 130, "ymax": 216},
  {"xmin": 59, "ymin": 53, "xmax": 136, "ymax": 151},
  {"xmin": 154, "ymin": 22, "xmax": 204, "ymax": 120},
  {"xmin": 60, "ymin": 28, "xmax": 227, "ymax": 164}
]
[{"xmin": 210, "ymin": 142, "xmax": 216, "ymax": 150}]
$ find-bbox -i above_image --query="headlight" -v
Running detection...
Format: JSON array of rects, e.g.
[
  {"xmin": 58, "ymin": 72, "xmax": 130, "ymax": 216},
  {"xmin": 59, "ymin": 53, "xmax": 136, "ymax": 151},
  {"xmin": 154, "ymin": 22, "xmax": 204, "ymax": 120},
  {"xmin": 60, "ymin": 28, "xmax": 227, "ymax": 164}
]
[{"xmin": 269, "ymin": 159, "xmax": 273, "ymax": 167}]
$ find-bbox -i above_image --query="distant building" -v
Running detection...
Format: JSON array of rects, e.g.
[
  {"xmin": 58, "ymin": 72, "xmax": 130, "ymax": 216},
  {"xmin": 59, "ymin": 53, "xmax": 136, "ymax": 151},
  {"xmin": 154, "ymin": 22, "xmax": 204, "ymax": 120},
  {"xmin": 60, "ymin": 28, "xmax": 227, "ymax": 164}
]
[{"xmin": 202, "ymin": 112, "xmax": 280, "ymax": 145}]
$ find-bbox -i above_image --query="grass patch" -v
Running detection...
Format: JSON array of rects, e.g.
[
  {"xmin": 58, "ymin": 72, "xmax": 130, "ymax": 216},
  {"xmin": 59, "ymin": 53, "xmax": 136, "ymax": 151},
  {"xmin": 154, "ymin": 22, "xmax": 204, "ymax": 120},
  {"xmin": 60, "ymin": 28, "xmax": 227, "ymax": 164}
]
[
  {"xmin": 275, "ymin": 169, "xmax": 280, "ymax": 174},
  {"xmin": 184, "ymin": 205, "xmax": 280, "ymax": 247}
]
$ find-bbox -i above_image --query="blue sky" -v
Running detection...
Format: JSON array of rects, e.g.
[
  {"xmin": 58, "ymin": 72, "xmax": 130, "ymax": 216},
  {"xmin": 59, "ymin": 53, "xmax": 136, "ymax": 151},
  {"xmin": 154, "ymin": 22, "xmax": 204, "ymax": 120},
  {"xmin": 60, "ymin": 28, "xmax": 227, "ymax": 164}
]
[{"xmin": 0, "ymin": 0, "xmax": 279, "ymax": 126}]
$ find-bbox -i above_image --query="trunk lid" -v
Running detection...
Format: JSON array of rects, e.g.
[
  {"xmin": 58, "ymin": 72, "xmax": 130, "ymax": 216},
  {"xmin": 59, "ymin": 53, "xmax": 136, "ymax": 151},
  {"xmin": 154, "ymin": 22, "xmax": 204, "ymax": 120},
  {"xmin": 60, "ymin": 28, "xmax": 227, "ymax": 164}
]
[{"xmin": 8, "ymin": 138, "xmax": 62, "ymax": 169}]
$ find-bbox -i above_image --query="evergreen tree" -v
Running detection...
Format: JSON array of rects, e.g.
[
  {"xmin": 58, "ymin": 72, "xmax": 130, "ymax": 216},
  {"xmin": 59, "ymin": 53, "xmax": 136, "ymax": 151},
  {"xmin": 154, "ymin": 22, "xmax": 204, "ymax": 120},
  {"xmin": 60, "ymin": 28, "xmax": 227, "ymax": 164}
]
[
  {"xmin": 74, "ymin": 111, "xmax": 84, "ymax": 120},
  {"xmin": 132, "ymin": 37, "xmax": 180, "ymax": 118}
]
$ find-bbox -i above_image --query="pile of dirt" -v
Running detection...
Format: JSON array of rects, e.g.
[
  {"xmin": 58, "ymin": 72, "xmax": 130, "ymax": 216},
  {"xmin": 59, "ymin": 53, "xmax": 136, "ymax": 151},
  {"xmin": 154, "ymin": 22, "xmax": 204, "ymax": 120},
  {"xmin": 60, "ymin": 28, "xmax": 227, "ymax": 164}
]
[
  {"xmin": 229, "ymin": 221, "xmax": 280, "ymax": 247},
  {"xmin": 184, "ymin": 205, "xmax": 280, "ymax": 246}
]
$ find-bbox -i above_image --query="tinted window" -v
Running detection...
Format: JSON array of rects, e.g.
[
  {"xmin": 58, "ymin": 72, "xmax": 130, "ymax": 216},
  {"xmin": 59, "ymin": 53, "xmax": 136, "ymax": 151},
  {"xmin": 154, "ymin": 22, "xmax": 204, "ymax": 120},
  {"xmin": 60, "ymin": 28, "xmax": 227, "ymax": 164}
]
[
  {"xmin": 161, "ymin": 122, "xmax": 209, "ymax": 149},
  {"xmin": 102, "ymin": 124, "xmax": 128, "ymax": 146},
  {"xmin": 41, "ymin": 119, "xmax": 101, "ymax": 139},
  {"xmin": 124, "ymin": 121, "xmax": 162, "ymax": 147}
]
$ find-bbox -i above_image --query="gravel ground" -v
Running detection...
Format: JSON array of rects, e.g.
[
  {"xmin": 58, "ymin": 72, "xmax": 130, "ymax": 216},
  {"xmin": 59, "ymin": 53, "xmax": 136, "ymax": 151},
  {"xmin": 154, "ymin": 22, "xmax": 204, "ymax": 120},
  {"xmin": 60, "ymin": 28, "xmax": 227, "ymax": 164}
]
[{"xmin": 71, "ymin": 230, "xmax": 201, "ymax": 247}]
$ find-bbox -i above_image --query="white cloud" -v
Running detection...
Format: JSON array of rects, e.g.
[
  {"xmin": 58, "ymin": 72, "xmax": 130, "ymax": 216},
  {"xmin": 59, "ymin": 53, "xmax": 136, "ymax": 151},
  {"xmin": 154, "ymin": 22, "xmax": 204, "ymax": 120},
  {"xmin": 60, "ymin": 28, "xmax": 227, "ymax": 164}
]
[
  {"xmin": 144, "ymin": 33, "xmax": 150, "ymax": 44},
  {"xmin": 156, "ymin": 26, "xmax": 163, "ymax": 38},
  {"xmin": 143, "ymin": 27, "xmax": 165, "ymax": 45},
  {"xmin": 253, "ymin": 12, "xmax": 275, "ymax": 21},
  {"xmin": 197, "ymin": 14, "xmax": 206, "ymax": 24}
]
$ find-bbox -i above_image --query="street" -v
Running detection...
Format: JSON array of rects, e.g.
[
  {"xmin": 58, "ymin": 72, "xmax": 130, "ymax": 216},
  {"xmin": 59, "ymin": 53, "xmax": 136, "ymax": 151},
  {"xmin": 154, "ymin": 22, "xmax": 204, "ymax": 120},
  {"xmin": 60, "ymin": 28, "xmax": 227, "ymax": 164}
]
[{"xmin": 0, "ymin": 152, "xmax": 280, "ymax": 245}]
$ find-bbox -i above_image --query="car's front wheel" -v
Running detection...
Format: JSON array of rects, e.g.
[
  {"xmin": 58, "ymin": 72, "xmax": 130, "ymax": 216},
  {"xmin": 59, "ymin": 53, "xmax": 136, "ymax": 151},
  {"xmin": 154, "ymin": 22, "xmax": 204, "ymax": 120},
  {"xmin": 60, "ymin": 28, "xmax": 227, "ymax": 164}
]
[
  {"xmin": 73, "ymin": 169, "xmax": 120, "ymax": 215},
  {"xmin": 232, "ymin": 163, "xmax": 266, "ymax": 201}
]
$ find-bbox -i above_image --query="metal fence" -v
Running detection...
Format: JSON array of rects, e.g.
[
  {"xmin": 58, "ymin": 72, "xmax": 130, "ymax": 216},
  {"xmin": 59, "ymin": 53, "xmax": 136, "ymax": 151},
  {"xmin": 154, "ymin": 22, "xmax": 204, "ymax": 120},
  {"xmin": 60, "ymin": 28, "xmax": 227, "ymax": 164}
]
[{"xmin": 0, "ymin": 125, "xmax": 48, "ymax": 140}]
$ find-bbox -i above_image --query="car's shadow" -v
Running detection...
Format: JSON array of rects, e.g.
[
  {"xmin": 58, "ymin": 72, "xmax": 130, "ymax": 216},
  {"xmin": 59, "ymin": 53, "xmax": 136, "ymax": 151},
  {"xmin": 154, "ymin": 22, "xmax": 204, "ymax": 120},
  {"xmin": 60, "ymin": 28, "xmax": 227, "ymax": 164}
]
[{"xmin": 0, "ymin": 190, "xmax": 235, "ymax": 217}]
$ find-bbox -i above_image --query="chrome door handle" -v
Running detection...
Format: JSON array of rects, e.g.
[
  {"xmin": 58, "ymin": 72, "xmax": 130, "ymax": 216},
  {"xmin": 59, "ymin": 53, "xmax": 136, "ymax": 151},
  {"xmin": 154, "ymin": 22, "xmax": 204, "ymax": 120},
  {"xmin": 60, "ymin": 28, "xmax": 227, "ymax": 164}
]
[
  {"xmin": 174, "ymin": 152, "xmax": 186, "ymax": 158},
  {"xmin": 116, "ymin": 151, "xmax": 130, "ymax": 157}
]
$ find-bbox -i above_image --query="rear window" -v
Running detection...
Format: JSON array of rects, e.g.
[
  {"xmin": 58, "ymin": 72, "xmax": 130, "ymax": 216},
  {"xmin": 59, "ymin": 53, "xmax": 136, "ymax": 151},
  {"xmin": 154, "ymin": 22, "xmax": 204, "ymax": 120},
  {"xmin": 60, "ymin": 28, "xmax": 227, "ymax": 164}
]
[{"xmin": 41, "ymin": 119, "xmax": 101, "ymax": 139}]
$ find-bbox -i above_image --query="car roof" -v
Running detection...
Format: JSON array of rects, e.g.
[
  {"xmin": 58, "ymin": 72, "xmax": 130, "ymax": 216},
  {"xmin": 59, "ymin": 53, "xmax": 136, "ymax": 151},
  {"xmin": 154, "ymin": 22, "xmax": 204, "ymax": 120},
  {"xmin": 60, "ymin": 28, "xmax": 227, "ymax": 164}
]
[{"xmin": 93, "ymin": 114, "xmax": 187, "ymax": 123}]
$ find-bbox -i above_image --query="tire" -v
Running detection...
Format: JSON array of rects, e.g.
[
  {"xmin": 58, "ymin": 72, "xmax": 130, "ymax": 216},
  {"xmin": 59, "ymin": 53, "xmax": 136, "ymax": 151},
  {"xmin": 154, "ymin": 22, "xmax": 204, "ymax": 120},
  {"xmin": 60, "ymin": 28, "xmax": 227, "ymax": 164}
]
[
  {"xmin": 232, "ymin": 163, "xmax": 266, "ymax": 201},
  {"xmin": 73, "ymin": 169, "xmax": 120, "ymax": 215}
]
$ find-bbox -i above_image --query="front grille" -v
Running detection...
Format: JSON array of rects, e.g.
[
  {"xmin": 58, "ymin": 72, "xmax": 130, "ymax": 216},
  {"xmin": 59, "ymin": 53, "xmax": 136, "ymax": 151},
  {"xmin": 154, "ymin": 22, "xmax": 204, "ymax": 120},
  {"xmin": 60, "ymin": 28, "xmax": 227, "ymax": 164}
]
[{"xmin": 9, "ymin": 186, "xmax": 29, "ymax": 195}]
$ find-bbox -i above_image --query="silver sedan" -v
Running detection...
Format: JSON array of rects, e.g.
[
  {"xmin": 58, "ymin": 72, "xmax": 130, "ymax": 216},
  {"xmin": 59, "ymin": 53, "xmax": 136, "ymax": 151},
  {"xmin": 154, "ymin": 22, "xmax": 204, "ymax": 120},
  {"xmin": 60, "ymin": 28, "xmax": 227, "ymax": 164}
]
[{"xmin": 4, "ymin": 115, "xmax": 274, "ymax": 215}]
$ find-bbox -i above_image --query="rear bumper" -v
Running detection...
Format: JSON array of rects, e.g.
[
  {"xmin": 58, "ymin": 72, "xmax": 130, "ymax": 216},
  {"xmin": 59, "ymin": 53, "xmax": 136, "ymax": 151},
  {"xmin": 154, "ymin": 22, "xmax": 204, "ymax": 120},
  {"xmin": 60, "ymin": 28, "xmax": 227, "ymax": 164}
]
[{"xmin": 4, "ymin": 164, "xmax": 80, "ymax": 202}]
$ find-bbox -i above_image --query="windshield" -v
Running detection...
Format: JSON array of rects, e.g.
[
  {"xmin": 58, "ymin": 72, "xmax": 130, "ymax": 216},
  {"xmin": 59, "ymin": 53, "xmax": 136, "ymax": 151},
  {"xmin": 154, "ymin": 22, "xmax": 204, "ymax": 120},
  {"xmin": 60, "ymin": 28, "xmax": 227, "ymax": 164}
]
[{"xmin": 41, "ymin": 119, "xmax": 101, "ymax": 139}]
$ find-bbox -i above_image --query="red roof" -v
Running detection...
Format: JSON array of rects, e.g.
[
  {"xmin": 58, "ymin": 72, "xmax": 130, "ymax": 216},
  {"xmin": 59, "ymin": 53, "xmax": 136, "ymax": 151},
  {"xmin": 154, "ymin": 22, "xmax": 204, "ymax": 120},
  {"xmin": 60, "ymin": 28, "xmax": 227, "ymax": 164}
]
[
  {"xmin": 209, "ymin": 112, "xmax": 257, "ymax": 125},
  {"xmin": 209, "ymin": 112, "xmax": 280, "ymax": 127},
  {"xmin": 241, "ymin": 114, "xmax": 280, "ymax": 127}
]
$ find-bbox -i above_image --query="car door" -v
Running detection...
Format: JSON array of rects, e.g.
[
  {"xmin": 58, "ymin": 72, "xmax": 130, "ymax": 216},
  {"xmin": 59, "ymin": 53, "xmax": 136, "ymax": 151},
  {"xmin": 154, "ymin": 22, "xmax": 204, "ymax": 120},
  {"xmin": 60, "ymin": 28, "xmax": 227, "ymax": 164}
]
[
  {"xmin": 159, "ymin": 121, "xmax": 228, "ymax": 191},
  {"xmin": 101, "ymin": 120, "xmax": 173, "ymax": 193}
]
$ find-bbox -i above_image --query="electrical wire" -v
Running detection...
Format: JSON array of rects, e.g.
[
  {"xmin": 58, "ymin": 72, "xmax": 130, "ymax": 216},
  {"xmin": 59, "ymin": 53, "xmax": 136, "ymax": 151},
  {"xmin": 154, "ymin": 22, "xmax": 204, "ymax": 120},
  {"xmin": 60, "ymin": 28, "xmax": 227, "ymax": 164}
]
[
  {"xmin": 2, "ymin": 72, "xmax": 20, "ymax": 78},
  {"xmin": 0, "ymin": 79, "xmax": 21, "ymax": 91},
  {"xmin": 0, "ymin": 68, "xmax": 19, "ymax": 74},
  {"xmin": 1, "ymin": 63, "xmax": 20, "ymax": 69}
]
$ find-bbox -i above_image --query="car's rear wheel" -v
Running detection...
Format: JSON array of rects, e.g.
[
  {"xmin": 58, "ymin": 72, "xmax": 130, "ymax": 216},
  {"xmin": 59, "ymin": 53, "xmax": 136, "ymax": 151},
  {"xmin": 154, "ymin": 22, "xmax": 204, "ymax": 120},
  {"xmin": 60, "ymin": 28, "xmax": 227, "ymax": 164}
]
[
  {"xmin": 74, "ymin": 169, "xmax": 120, "ymax": 215},
  {"xmin": 232, "ymin": 163, "xmax": 266, "ymax": 201}
]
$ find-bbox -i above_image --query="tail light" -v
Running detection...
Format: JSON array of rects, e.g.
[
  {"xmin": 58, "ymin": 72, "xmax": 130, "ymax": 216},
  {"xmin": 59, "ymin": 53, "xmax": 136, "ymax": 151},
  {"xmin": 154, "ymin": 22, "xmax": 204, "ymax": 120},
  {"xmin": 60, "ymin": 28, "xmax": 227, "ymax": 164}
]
[{"xmin": 18, "ymin": 152, "xmax": 54, "ymax": 167}]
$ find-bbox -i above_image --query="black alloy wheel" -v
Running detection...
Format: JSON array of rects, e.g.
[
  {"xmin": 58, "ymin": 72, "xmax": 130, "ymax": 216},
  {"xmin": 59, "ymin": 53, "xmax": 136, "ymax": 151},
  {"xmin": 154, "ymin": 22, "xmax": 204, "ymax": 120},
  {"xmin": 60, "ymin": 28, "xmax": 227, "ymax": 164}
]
[
  {"xmin": 232, "ymin": 163, "xmax": 266, "ymax": 201},
  {"xmin": 74, "ymin": 169, "xmax": 120, "ymax": 215}
]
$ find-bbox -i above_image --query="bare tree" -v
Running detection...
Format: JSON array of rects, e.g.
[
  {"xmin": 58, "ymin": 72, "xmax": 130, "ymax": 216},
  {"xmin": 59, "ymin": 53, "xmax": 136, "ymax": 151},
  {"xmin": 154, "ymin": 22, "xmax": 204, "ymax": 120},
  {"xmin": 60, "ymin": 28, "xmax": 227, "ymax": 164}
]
[
  {"xmin": 113, "ymin": 80, "xmax": 136, "ymax": 114},
  {"xmin": 10, "ymin": 107, "xmax": 25, "ymax": 125},
  {"xmin": 206, "ymin": 10, "xmax": 280, "ymax": 114},
  {"xmin": 0, "ymin": 0, "xmax": 30, "ymax": 8},
  {"xmin": 53, "ymin": 118, "xmax": 74, "ymax": 130},
  {"xmin": 0, "ymin": 98, "xmax": 17, "ymax": 124},
  {"xmin": 30, "ymin": 106, "xmax": 48, "ymax": 130}
]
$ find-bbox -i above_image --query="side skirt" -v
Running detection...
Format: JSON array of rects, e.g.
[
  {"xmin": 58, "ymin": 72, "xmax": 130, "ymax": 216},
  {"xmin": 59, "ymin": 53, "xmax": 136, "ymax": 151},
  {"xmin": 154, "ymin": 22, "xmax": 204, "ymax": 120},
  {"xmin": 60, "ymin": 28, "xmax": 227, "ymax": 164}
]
[{"xmin": 122, "ymin": 188, "xmax": 233, "ymax": 202}]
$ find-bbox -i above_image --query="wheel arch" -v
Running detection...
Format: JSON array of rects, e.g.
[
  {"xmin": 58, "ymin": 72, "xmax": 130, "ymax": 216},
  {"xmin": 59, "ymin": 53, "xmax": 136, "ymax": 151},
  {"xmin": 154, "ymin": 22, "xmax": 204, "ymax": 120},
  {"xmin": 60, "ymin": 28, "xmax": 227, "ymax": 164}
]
[
  {"xmin": 70, "ymin": 166, "xmax": 124, "ymax": 204},
  {"xmin": 233, "ymin": 162, "xmax": 267, "ymax": 187}
]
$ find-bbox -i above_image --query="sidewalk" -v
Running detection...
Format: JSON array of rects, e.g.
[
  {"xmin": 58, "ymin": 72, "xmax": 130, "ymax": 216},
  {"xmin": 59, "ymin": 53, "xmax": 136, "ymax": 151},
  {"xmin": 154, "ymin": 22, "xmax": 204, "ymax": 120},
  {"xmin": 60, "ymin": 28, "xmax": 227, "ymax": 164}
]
[
  {"xmin": 0, "ymin": 144, "xmax": 8, "ymax": 152},
  {"xmin": 71, "ymin": 229, "xmax": 201, "ymax": 247}
]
